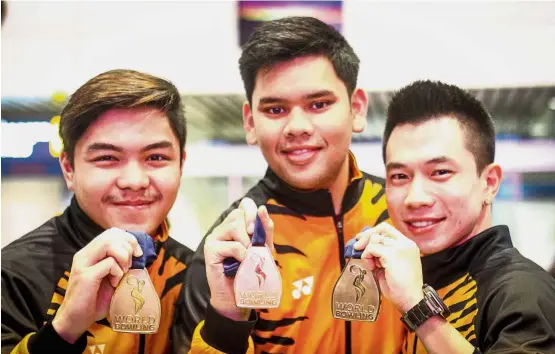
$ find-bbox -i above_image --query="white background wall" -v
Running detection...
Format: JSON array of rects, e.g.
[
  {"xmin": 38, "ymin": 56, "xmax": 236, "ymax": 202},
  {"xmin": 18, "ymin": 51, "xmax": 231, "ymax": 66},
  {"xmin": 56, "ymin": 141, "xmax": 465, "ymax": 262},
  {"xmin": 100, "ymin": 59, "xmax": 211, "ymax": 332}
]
[{"xmin": 2, "ymin": 1, "xmax": 555, "ymax": 97}]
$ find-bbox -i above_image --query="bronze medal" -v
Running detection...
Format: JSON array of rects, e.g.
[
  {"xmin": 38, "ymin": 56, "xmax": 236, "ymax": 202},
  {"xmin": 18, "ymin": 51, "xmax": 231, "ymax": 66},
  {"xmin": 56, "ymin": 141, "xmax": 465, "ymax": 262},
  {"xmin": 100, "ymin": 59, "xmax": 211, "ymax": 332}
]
[
  {"xmin": 109, "ymin": 231, "xmax": 161, "ymax": 334},
  {"xmin": 332, "ymin": 237, "xmax": 381, "ymax": 322},
  {"xmin": 223, "ymin": 215, "xmax": 282, "ymax": 309},
  {"xmin": 110, "ymin": 268, "xmax": 161, "ymax": 333},
  {"xmin": 234, "ymin": 243, "xmax": 282, "ymax": 309}
]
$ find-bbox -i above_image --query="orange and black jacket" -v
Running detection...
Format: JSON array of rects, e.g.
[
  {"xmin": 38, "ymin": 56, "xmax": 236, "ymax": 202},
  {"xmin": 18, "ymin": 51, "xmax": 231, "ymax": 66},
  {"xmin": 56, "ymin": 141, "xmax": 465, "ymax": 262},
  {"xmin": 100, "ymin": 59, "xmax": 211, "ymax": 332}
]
[
  {"xmin": 172, "ymin": 154, "xmax": 407, "ymax": 353},
  {"xmin": 1, "ymin": 197, "xmax": 193, "ymax": 354},
  {"xmin": 404, "ymin": 225, "xmax": 555, "ymax": 354}
]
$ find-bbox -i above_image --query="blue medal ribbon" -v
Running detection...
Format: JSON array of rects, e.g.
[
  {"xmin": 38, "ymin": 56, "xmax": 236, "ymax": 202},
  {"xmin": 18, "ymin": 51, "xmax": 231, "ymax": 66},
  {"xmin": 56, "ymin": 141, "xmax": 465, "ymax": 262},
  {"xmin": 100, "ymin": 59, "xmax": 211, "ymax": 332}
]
[
  {"xmin": 344, "ymin": 226, "xmax": 371, "ymax": 259},
  {"xmin": 223, "ymin": 215, "xmax": 266, "ymax": 278},
  {"xmin": 127, "ymin": 231, "xmax": 157, "ymax": 269}
]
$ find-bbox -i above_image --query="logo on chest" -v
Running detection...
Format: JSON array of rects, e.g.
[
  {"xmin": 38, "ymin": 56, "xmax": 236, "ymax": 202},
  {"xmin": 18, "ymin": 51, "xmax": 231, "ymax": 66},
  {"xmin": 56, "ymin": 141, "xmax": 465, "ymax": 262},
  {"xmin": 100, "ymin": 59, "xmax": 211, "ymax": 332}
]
[{"xmin": 291, "ymin": 276, "xmax": 314, "ymax": 299}]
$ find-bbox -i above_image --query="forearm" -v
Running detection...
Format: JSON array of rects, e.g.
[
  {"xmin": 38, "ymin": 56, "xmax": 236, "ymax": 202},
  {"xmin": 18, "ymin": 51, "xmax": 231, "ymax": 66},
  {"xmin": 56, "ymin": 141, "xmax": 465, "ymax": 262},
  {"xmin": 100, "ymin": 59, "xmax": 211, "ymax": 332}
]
[
  {"xmin": 416, "ymin": 316, "xmax": 476, "ymax": 354},
  {"xmin": 5, "ymin": 320, "xmax": 88, "ymax": 354}
]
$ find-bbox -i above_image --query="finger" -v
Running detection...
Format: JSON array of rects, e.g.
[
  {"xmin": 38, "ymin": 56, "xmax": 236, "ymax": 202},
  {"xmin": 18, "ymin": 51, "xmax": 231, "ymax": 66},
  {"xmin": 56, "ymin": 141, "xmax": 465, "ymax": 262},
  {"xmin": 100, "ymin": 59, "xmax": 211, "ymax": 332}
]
[
  {"xmin": 354, "ymin": 230, "xmax": 372, "ymax": 250},
  {"xmin": 257, "ymin": 205, "xmax": 275, "ymax": 252},
  {"xmin": 119, "ymin": 241, "xmax": 133, "ymax": 272},
  {"xmin": 239, "ymin": 198, "xmax": 258, "ymax": 235},
  {"xmin": 209, "ymin": 220, "xmax": 251, "ymax": 248},
  {"xmin": 372, "ymin": 222, "xmax": 405, "ymax": 241},
  {"xmin": 369, "ymin": 231, "xmax": 394, "ymax": 247},
  {"xmin": 78, "ymin": 228, "xmax": 140, "ymax": 267},
  {"xmin": 354, "ymin": 225, "xmax": 377, "ymax": 250},
  {"xmin": 361, "ymin": 243, "xmax": 390, "ymax": 266},
  {"xmin": 105, "ymin": 243, "xmax": 134, "ymax": 273},
  {"xmin": 89, "ymin": 256, "xmax": 124, "ymax": 288},
  {"xmin": 205, "ymin": 240, "xmax": 248, "ymax": 264},
  {"xmin": 212, "ymin": 209, "xmax": 248, "ymax": 239},
  {"xmin": 118, "ymin": 231, "xmax": 142, "ymax": 258},
  {"xmin": 355, "ymin": 226, "xmax": 371, "ymax": 240},
  {"xmin": 362, "ymin": 256, "xmax": 378, "ymax": 271}
]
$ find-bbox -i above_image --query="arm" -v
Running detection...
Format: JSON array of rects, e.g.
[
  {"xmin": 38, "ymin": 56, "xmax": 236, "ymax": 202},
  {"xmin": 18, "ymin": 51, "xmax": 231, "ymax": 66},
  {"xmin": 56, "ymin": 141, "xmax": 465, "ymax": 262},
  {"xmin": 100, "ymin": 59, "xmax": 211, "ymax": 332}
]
[
  {"xmin": 1, "ymin": 262, "xmax": 87, "ymax": 354},
  {"xmin": 355, "ymin": 223, "xmax": 476, "ymax": 354},
  {"xmin": 412, "ymin": 316, "xmax": 475, "ymax": 354},
  {"xmin": 172, "ymin": 239, "xmax": 257, "ymax": 354},
  {"xmin": 172, "ymin": 198, "xmax": 271, "ymax": 354}
]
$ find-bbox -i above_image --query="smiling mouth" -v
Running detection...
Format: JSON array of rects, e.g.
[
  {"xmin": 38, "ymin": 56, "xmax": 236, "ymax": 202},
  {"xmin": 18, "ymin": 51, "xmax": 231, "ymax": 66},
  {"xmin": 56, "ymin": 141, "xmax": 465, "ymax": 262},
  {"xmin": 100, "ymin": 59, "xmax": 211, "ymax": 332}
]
[
  {"xmin": 112, "ymin": 201, "xmax": 155, "ymax": 207},
  {"xmin": 281, "ymin": 147, "xmax": 322, "ymax": 165},
  {"xmin": 405, "ymin": 218, "xmax": 446, "ymax": 230}
]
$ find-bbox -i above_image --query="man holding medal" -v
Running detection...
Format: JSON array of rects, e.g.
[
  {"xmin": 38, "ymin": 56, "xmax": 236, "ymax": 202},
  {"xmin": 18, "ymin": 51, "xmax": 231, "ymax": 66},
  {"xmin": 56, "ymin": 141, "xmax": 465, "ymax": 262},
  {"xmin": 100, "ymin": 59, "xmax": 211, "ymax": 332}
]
[
  {"xmin": 1, "ymin": 69, "xmax": 193, "ymax": 353},
  {"xmin": 174, "ymin": 16, "xmax": 407, "ymax": 354},
  {"xmin": 353, "ymin": 80, "xmax": 555, "ymax": 353}
]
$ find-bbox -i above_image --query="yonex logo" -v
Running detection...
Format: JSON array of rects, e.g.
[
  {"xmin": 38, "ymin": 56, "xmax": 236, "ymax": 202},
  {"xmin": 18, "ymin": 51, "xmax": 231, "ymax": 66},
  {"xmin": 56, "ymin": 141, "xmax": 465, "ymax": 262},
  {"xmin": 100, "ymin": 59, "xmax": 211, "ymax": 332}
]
[{"xmin": 292, "ymin": 276, "xmax": 314, "ymax": 299}]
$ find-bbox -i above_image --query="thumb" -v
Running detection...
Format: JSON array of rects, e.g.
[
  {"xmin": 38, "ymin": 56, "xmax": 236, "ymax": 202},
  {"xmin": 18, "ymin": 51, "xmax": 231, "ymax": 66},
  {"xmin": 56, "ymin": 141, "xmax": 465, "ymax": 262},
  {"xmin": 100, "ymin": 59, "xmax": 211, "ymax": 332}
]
[{"xmin": 239, "ymin": 198, "xmax": 258, "ymax": 235}]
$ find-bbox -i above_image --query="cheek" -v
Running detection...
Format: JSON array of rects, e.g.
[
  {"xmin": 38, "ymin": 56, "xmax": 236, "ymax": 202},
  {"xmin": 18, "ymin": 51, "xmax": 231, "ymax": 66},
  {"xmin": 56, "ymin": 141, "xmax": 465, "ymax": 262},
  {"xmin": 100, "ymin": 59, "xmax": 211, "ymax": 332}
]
[
  {"xmin": 255, "ymin": 121, "xmax": 282, "ymax": 149},
  {"xmin": 385, "ymin": 188, "xmax": 405, "ymax": 218},
  {"xmin": 152, "ymin": 168, "xmax": 182, "ymax": 194},
  {"xmin": 73, "ymin": 167, "xmax": 114, "ymax": 198},
  {"xmin": 319, "ymin": 110, "xmax": 352, "ymax": 139}
]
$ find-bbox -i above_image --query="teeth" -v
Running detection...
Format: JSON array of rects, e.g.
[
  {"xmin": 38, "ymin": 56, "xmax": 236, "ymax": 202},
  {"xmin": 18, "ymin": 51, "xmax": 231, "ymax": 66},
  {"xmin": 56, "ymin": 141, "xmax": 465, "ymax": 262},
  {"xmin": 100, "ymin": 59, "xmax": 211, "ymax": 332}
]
[
  {"xmin": 291, "ymin": 149, "xmax": 311, "ymax": 155},
  {"xmin": 410, "ymin": 221, "xmax": 435, "ymax": 228}
]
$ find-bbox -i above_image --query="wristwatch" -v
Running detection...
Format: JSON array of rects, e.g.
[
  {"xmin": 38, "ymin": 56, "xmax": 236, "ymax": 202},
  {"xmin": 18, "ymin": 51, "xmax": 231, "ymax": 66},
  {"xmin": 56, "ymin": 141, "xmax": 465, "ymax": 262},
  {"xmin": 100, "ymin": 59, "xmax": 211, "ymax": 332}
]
[{"xmin": 401, "ymin": 284, "xmax": 451, "ymax": 332}]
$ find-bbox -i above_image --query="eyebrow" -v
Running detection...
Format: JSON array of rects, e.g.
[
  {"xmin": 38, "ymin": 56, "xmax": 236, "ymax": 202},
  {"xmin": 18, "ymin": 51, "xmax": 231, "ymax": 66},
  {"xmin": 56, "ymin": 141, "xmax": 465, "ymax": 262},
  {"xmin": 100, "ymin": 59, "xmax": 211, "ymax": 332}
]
[
  {"xmin": 86, "ymin": 140, "xmax": 174, "ymax": 154},
  {"xmin": 258, "ymin": 90, "xmax": 335, "ymax": 105},
  {"xmin": 386, "ymin": 156, "xmax": 454, "ymax": 171}
]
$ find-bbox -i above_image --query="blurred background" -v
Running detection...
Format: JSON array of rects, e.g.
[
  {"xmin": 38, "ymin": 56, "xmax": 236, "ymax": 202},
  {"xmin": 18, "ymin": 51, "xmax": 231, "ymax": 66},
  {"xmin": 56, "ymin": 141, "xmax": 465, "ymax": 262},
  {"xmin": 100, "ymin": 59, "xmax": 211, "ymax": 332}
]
[{"xmin": 2, "ymin": 1, "xmax": 555, "ymax": 272}]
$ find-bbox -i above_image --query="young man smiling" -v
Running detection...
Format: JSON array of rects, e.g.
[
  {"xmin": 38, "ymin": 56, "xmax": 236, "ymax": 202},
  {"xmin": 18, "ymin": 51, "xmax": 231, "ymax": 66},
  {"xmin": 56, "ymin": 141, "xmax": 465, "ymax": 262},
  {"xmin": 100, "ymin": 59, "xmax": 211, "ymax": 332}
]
[
  {"xmin": 354, "ymin": 80, "xmax": 555, "ymax": 353},
  {"xmin": 173, "ymin": 16, "xmax": 406, "ymax": 354},
  {"xmin": 2, "ymin": 69, "xmax": 193, "ymax": 353}
]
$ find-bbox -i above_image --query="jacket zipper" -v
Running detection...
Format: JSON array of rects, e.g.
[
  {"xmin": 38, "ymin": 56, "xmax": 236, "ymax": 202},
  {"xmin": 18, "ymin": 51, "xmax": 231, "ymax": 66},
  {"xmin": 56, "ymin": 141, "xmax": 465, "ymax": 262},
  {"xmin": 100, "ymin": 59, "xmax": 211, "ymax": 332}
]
[
  {"xmin": 139, "ymin": 334, "xmax": 145, "ymax": 354},
  {"xmin": 333, "ymin": 213, "xmax": 352, "ymax": 354}
]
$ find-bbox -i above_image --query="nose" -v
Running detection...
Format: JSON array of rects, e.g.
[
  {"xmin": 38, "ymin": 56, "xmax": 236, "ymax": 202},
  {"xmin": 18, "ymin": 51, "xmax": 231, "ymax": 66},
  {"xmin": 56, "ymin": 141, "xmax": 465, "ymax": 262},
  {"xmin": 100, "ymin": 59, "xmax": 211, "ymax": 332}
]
[
  {"xmin": 116, "ymin": 161, "xmax": 150, "ymax": 191},
  {"xmin": 283, "ymin": 107, "xmax": 314, "ymax": 138},
  {"xmin": 404, "ymin": 176, "xmax": 435, "ymax": 209}
]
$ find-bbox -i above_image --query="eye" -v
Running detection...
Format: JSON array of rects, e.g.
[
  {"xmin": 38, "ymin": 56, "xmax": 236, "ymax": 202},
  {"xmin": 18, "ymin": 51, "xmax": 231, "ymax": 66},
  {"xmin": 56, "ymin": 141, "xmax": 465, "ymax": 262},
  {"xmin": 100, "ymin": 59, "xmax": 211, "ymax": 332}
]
[
  {"xmin": 432, "ymin": 169, "xmax": 452, "ymax": 176},
  {"xmin": 309, "ymin": 101, "xmax": 330, "ymax": 110},
  {"xmin": 390, "ymin": 173, "xmax": 408, "ymax": 180},
  {"xmin": 148, "ymin": 154, "xmax": 169, "ymax": 162},
  {"xmin": 264, "ymin": 107, "xmax": 286, "ymax": 115},
  {"xmin": 92, "ymin": 155, "xmax": 117, "ymax": 162}
]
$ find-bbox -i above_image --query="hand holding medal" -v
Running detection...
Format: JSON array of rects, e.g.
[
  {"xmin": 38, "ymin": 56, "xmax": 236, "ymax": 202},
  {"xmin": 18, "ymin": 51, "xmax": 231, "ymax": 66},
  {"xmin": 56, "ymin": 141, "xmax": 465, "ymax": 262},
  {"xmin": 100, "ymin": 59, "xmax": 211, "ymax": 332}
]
[
  {"xmin": 332, "ymin": 226, "xmax": 382, "ymax": 322},
  {"xmin": 353, "ymin": 222, "xmax": 425, "ymax": 314},
  {"xmin": 204, "ymin": 198, "xmax": 280, "ymax": 321},
  {"xmin": 110, "ymin": 231, "xmax": 160, "ymax": 334},
  {"xmin": 51, "ymin": 228, "xmax": 147, "ymax": 343}
]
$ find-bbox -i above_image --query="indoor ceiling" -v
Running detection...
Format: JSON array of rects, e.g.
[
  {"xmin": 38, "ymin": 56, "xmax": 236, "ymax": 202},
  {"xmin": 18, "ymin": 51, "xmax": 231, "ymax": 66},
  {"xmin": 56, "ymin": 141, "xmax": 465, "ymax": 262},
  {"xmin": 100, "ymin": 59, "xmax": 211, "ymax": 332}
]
[{"xmin": 2, "ymin": 85, "xmax": 554, "ymax": 143}]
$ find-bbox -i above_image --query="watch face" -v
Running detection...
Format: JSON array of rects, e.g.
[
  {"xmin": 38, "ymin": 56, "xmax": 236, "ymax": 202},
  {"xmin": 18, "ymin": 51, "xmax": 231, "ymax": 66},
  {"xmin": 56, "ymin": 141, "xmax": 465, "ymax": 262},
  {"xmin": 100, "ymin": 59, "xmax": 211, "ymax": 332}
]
[{"xmin": 424, "ymin": 284, "xmax": 451, "ymax": 318}]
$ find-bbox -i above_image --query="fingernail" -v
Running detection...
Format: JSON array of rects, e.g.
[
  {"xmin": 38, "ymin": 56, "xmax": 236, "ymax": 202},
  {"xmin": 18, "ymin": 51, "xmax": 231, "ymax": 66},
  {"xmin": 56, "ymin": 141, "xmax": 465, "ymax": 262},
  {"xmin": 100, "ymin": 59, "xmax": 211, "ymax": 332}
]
[
  {"xmin": 248, "ymin": 222, "xmax": 255, "ymax": 235},
  {"xmin": 135, "ymin": 245, "xmax": 143, "ymax": 257}
]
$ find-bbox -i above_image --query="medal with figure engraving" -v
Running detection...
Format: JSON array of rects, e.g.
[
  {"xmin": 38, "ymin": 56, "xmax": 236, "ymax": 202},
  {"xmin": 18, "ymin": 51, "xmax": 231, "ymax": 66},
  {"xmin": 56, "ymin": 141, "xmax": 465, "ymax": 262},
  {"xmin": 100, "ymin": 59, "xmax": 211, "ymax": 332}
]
[
  {"xmin": 332, "ymin": 237, "xmax": 381, "ymax": 322},
  {"xmin": 110, "ymin": 232, "xmax": 161, "ymax": 333},
  {"xmin": 226, "ymin": 215, "xmax": 282, "ymax": 309}
]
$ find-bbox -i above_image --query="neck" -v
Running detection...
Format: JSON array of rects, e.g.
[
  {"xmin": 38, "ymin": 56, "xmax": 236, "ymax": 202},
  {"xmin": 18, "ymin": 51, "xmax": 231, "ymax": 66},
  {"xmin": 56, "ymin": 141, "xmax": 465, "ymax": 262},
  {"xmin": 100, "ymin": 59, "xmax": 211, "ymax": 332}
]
[
  {"xmin": 455, "ymin": 205, "xmax": 493, "ymax": 247},
  {"xmin": 328, "ymin": 155, "xmax": 351, "ymax": 215}
]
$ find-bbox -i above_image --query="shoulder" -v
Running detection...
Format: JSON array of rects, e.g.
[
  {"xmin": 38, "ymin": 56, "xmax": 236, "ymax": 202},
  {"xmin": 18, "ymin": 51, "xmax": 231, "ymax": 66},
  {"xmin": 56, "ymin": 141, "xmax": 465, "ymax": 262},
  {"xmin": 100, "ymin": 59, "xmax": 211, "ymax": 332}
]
[
  {"xmin": 476, "ymin": 249, "xmax": 555, "ymax": 314},
  {"xmin": 361, "ymin": 171, "xmax": 386, "ymax": 187},
  {"xmin": 1, "ymin": 217, "xmax": 61, "ymax": 269}
]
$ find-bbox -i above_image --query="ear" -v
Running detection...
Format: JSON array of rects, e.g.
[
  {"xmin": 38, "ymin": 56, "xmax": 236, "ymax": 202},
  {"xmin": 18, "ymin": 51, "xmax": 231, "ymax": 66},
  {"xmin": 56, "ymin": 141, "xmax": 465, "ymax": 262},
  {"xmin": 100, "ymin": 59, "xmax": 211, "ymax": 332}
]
[
  {"xmin": 180, "ymin": 149, "xmax": 187, "ymax": 176},
  {"xmin": 59, "ymin": 152, "xmax": 75, "ymax": 191},
  {"xmin": 242, "ymin": 101, "xmax": 258, "ymax": 145},
  {"xmin": 351, "ymin": 88, "xmax": 368, "ymax": 133},
  {"xmin": 481, "ymin": 163, "xmax": 503, "ymax": 204}
]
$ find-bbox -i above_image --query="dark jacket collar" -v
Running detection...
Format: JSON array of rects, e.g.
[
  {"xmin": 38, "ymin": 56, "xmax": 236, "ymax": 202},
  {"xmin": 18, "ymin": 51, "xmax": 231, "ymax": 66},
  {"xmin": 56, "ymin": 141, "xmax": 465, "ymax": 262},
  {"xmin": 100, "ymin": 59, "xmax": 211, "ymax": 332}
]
[
  {"xmin": 56, "ymin": 196, "xmax": 105, "ymax": 249},
  {"xmin": 259, "ymin": 152, "xmax": 366, "ymax": 217},
  {"xmin": 56, "ymin": 196, "xmax": 168, "ymax": 250},
  {"xmin": 422, "ymin": 225, "xmax": 513, "ymax": 289}
]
